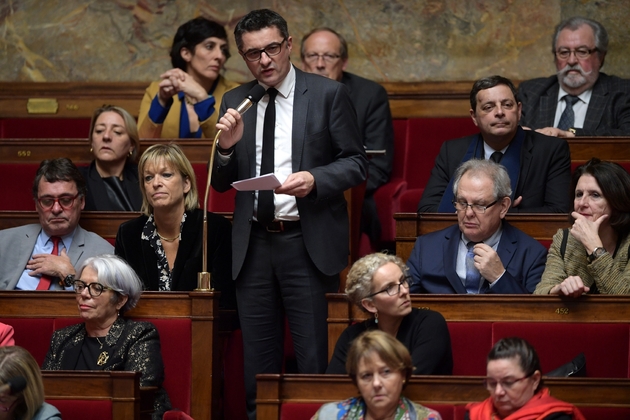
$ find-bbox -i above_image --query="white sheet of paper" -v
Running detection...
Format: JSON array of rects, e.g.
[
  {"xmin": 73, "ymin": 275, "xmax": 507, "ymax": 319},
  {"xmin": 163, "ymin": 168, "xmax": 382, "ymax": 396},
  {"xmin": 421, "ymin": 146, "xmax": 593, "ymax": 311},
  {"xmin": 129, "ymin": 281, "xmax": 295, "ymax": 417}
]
[{"xmin": 231, "ymin": 173, "xmax": 282, "ymax": 191}]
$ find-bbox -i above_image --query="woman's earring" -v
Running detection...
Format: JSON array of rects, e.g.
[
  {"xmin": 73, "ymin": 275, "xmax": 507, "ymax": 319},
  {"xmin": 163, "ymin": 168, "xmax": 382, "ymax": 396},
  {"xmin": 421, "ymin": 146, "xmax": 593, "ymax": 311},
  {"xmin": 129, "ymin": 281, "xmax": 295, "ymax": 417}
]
[
  {"xmin": 129, "ymin": 149, "xmax": 133, "ymax": 156},
  {"xmin": 374, "ymin": 311, "xmax": 379, "ymax": 324},
  {"xmin": 90, "ymin": 147, "xmax": 93, "ymax": 152}
]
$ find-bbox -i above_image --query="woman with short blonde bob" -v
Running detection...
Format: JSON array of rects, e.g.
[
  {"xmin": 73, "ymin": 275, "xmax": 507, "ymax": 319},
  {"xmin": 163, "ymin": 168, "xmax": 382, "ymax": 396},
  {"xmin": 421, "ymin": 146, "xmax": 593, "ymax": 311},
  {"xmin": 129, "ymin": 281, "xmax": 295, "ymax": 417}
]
[
  {"xmin": 114, "ymin": 144, "xmax": 233, "ymax": 304},
  {"xmin": 327, "ymin": 253, "xmax": 452, "ymax": 375},
  {"xmin": 0, "ymin": 346, "xmax": 60, "ymax": 420},
  {"xmin": 313, "ymin": 330, "xmax": 441, "ymax": 419}
]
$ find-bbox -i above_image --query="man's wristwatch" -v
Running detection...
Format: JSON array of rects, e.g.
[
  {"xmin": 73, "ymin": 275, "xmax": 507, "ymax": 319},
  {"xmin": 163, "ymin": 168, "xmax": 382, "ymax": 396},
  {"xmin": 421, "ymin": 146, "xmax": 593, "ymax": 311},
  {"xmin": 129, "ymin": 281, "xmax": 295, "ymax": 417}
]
[
  {"xmin": 62, "ymin": 274, "xmax": 75, "ymax": 287},
  {"xmin": 587, "ymin": 246, "xmax": 606, "ymax": 263}
]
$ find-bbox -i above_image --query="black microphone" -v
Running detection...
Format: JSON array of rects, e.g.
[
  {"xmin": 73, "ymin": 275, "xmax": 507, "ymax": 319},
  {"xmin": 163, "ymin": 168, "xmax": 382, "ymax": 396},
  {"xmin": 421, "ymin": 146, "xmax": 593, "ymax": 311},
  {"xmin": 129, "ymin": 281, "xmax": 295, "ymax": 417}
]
[
  {"xmin": 0, "ymin": 376, "xmax": 27, "ymax": 395},
  {"xmin": 233, "ymin": 84, "xmax": 266, "ymax": 116}
]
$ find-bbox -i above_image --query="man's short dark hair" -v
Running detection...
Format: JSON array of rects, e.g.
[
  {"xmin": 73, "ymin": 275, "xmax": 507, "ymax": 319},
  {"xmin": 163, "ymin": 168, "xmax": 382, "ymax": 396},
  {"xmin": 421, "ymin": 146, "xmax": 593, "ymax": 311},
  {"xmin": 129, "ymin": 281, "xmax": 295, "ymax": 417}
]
[
  {"xmin": 470, "ymin": 75, "xmax": 518, "ymax": 111},
  {"xmin": 170, "ymin": 17, "xmax": 230, "ymax": 70},
  {"xmin": 234, "ymin": 9, "xmax": 289, "ymax": 52},
  {"xmin": 32, "ymin": 158, "xmax": 86, "ymax": 198},
  {"xmin": 552, "ymin": 16, "xmax": 608, "ymax": 56},
  {"xmin": 300, "ymin": 27, "xmax": 348, "ymax": 61}
]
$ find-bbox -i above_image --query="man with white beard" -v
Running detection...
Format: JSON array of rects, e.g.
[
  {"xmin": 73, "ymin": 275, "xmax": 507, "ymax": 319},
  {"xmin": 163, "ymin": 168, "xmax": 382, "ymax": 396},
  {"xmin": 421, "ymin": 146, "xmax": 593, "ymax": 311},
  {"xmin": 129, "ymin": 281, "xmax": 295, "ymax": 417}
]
[{"xmin": 518, "ymin": 16, "xmax": 630, "ymax": 137}]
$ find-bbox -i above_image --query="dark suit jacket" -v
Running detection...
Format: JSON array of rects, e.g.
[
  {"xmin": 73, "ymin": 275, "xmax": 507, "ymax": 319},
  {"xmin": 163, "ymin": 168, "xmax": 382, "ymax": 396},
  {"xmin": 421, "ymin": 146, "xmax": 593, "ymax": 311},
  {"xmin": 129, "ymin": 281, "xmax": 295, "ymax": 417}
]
[
  {"xmin": 407, "ymin": 221, "xmax": 547, "ymax": 294},
  {"xmin": 114, "ymin": 209, "xmax": 233, "ymax": 302},
  {"xmin": 79, "ymin": 161, "xmax": 142, "ymax": 211},
  {"xmin": 417, "ymin": 129, "xmax": 572, "ymax": 213},
  {"xmin": 212, "ymin": 67, "xmax": 368, "ymax": 278},
  {"xmin": 42, "ymin": 317, "xmax": 171, "ymax": 419},
  {"xmin": 518, "ymin": 73, "xmax": 630, "ymax": 136}
]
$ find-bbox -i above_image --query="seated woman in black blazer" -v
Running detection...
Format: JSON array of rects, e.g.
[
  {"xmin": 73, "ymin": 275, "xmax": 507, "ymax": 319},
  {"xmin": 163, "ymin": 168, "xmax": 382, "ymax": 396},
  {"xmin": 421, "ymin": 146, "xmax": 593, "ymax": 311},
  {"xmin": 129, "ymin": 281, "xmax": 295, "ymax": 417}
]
[
  {"xmin": 80, "ymin": 105, "xmax": 142, "ymax": 211},
  {"xmin": 114, "ymin": 144, "xmax": 234, "ymax": 307}
]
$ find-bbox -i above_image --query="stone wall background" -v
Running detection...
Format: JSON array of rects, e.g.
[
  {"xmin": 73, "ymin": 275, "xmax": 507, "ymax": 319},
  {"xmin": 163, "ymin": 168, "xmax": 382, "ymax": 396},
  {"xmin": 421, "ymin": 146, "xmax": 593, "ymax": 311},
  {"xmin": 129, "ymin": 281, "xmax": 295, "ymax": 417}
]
[{"xmin": 0, "ymin": 0, "xmax": 628, "ymax": 83}]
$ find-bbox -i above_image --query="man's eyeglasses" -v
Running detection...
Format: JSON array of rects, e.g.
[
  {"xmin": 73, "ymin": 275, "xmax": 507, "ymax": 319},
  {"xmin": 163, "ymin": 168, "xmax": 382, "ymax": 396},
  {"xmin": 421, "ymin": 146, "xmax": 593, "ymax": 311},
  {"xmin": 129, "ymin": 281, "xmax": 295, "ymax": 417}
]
[
  {"xmin": 366, "ymin": 276, "xmax": 411, "ymax": 298},
  {"xmin": 73, "ymin": 280, "xmax": 115, "ymax": 297},
  {"xmin": 37, "ymin": 193, "xmax": 80, "ymax": 210},
  {"xmin": 303, "ymin": 53, "xmax": 342, "ymax": 63},
  {"xmin": 484, "ymin": 373, "xmax": 532, "ymax": 391},
  {"xmin": 453, "ymin": 200, "xmax": 499, "ymax": 214},
  {"xmin": 554, "ymin": 47, "xmax": 598, "ymax": 60},
  {"xmin": 242, "ymin": 39, "xmax": 287, "ymax": 62}
]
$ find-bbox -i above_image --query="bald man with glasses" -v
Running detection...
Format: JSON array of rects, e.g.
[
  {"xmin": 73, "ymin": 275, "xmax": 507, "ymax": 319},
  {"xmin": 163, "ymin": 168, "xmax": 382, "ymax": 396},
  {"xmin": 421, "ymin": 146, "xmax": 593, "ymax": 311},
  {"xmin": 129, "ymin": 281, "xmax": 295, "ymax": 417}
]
[{"xmin": 0, "ymin": 158, "xmax": 113, "ymax": 290}]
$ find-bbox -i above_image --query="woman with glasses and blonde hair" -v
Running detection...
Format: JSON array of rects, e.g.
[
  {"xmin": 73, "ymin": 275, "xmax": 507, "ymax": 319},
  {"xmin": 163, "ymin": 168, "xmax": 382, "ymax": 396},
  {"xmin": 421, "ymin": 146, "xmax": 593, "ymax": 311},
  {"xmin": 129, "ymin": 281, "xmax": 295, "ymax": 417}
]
[
  {"xmin": 326, "ymin": 253, "xmax": 452, "ymax": 375},
  {"xmin": 313, "ymin": 330, "xmax": 441, "ymax": 420},
  {"xmin": 138, "ymin": 17, "xmax": 239, "ymax": 139},
  {"xmin": 80, "ymin": 105, "xmax": 142, "ymax": 211},
  {"xmin": 43, "ymin": 254, "xmax": 171, "ymax": 419},
  {"xmin": 0, "ymin": 346, "xmax": 60, "ymax": 420},
  {"xmin": 114, "ymin": 144, "xmax": 233, "ymax": 305},
  {"xmin": 466, "ymin": 337, "xmax": 585, "ymax": 420}
]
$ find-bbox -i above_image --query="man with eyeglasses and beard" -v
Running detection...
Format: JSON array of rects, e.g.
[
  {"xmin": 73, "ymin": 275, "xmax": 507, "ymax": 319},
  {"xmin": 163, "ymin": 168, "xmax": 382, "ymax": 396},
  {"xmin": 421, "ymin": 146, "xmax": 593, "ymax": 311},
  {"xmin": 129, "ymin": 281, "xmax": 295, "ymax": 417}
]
[
  {"xmin": 301, "ymin": 28, "xmax": 395, "ymax": 250},
  {"xmin": 518, "ymin": 16, "xmax": 630, "ymax": 137},
  {"xmin": 212, "ymin": 9, "xmax": 367, "ymax": 420},
  {"xmin": 409, "ymin": 159, "xmax": 547, "ymax": 294},
  {"xmin": 0, "ymin": 158, "xmax": 113, "ymax": 290}
]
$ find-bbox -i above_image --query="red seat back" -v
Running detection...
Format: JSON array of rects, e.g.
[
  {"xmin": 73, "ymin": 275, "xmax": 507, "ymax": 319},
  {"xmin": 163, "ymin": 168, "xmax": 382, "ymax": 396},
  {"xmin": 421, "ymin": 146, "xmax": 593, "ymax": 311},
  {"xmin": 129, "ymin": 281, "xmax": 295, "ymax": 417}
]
[
  {"xmin": 0, "ymin": 118, "xmax": 90, "ymax": 138},
  {"xmin": 47, "ymin": 399, "xmax": 112, "ymax": 420},
  {"xmin": 448, "ymin": 322, "xmax": 492, "ymax": 376}
]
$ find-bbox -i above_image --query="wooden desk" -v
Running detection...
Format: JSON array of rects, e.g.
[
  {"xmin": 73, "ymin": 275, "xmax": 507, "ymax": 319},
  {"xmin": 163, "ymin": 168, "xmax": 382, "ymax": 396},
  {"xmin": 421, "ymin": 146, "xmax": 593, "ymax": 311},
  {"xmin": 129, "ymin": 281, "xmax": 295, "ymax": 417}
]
[
  {"xmin": 42, "ymin": 371, "xmax": 143, "ymax": 419},
  {"xmin": 395, "ymin": 213, "xmax": 570, "ymax": 262},
  {"xmin": 256, "ymin": 374, "xmax": 630, "ymax": 419},
  {"xmin": 567, "ymin": 137, "xmax": 630, "ymax": 162},
  {"xmin": 0, "ymin": 291, "xmax": 232, "ymax": 420}
]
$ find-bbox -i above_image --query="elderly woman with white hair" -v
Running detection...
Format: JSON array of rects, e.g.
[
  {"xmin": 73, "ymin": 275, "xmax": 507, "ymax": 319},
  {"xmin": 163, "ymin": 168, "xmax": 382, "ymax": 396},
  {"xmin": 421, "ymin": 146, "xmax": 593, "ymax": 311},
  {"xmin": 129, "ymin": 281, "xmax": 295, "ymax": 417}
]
[
  {"xmin": 326, "ymin": 253, "xmax": 453, "ymax": 375},
  {"xmin": 43, "ymin": 254, "xmax": 171, "ymax": 419}
]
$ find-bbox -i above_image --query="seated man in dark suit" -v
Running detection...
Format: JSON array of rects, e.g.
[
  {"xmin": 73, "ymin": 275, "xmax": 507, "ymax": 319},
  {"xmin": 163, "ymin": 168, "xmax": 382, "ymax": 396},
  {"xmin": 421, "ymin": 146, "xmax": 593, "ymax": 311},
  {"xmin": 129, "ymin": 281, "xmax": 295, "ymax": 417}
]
[
  {"xmin": 300, "ymin": 27, "xmax": 394, "ymax": 247},
  {"xmin": 518, "ymin": 16, "xmax": 630, "ymax": 137},
  {"xmin": 409, "ymin": 159, "xmax": 547, "ymax": 294},
  {"xmin": 418, "ymin": 75, "xmax": 571, "ymax": 213}
]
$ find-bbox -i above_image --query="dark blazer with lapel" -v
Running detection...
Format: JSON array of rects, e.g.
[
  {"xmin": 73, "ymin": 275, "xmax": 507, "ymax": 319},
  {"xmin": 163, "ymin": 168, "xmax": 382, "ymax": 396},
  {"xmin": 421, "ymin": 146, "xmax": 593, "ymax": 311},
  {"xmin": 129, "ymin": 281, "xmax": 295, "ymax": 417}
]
[
  {"xmin": 407, "ymin": 221, "xmax": 547, "ymax": 294},
  {"xmin": 417, "ymin": 129, "xmax": 572, "ymax": 213},
  {"xmin": 42, "ymin": 317, "xmax": 171, "ymax": 418},
  {"xmin": 79, "ymin": 161, "xmax": 142, "ymax": 211},
  {"xmin": 212, "ymin": 67, "xmax": 368, "ymax": 278},
  {"xmin": 518, "ymin": 73, "xmax": 630, "ymax": 136},
  {"xmin": 114, "ymin": 209, "xmax": 232, "ymax": 293}
]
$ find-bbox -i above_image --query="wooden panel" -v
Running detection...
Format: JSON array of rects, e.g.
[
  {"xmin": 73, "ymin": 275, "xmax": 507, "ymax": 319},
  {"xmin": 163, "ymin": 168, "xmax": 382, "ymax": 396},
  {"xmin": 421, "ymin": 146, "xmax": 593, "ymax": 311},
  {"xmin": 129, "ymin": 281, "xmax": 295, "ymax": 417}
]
[
  {"xmin": 566, "ymin": 137, "xmax": 630, "ymax": 162},
  {"xmin": 395, "ymin": 213, "xmax": 570, "ymax": 262},
  {"xmin": 42, "ymin": 371, "xmax": 142, "ymax": 419},
  {"xmin": 256, "ymin": 374, "xmax": 630, "ymax": 419},
  {"xmin": 0, "ymin": 291, "xmax": 228, "ymax": 420}
]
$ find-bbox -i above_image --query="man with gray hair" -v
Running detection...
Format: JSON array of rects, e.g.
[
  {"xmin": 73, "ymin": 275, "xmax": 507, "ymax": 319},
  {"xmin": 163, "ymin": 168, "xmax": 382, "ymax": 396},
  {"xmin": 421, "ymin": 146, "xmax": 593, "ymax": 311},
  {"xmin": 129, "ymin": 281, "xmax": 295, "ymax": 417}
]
[
  {"xmin": 409, "ymin": 159, "xmax": 546, "ymax": 294},
  {"xmin": 518, "ymin": 16, "xmax": 630, "ymax": 137}
]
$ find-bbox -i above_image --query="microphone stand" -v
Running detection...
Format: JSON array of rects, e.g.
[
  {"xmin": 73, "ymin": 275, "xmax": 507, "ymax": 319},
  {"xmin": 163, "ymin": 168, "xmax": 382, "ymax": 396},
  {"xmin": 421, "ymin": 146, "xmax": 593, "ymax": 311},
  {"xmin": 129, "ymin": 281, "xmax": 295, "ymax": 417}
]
[{"xmin": 195, "ymin": 130, "xmax": 222, "ymax": 291}]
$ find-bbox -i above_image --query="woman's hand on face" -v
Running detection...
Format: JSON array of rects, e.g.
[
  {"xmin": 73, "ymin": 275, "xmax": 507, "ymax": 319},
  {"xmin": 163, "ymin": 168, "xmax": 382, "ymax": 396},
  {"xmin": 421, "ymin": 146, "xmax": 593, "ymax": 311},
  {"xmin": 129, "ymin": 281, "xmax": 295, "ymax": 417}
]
[
  {"xmin": 549, "ymin": 276, "xmax": 590, "ymax": 297},
  {"xmin": 570, "ymin": 211, "xmax": 607, "ymax": 252},
  {"xmin": 159, "ymin": 69, "xmax": 207, "ymax": 103}
]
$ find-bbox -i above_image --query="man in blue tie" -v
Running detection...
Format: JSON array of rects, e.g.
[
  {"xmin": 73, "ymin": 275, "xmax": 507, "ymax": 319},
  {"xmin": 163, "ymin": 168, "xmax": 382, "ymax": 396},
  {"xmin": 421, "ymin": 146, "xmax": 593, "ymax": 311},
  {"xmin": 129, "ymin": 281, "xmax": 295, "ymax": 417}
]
[
  {"xmin": 409, "ymin": 159, "xmax": 547, "ymax": 294},
  {"xmin": 518, "ymin": 16, "xmax": 630, "ymax": 137},
  {"xmin": 418, "ymin": 75, "xmax": 572, "ymax": 213}
]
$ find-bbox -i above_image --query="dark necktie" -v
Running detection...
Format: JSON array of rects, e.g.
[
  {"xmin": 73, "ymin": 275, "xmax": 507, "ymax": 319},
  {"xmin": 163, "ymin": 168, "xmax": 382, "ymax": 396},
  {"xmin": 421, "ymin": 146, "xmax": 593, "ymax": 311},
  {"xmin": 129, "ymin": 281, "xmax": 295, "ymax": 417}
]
[
  {"xmin": 257, "ymin": 88, "xmax": 278, "ymax": 226},
  {"xmin": 557, "ymin": 95, "xmax": 580, "ymax": 131},
  {"xmin": 465, "ymin": 241, "xmax": 481, "ymax": 294},
  {"xmin": 36, "ymin": 236, "xmax": 61, "ymax": 290},
  {"xmin": 489, "ymin": 151, "xmax": 503, "ymax": 163}
]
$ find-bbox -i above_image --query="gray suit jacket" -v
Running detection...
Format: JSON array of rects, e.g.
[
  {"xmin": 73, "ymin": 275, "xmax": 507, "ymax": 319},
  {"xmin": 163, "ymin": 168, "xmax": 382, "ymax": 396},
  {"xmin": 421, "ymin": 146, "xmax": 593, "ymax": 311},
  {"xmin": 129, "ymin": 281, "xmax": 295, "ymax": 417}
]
[
  {"xmin": 518, "ymin": 73, "xmax": 630, "ymax": 136},
  {"xmin": 0, "ymin": 224, "xmax": 114, "ymax": 290},
  {"xmin": 212, "ymin": 66, "xmax": 368, "ymax": 278}
]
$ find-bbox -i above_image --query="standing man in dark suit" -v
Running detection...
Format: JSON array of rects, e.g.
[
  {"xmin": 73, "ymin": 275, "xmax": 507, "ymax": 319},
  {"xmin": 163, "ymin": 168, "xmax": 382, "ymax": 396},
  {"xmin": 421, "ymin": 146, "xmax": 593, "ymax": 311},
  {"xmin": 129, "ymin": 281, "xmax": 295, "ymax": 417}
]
[
  {"xmin": 518, "ymin": 16, "xmax": 630, "ymax": 137},
  {"xmin": 211, "ymin": 9, "xmax": 368, "ymax": 419},
  {"xmin": 418, "ymin": 75, "xmax": 572, "ymax": 213},
  {"xmin": 409, "ymin": 159, "xmax": 547, "ymax": 294},
  {"xmin": 300, "ymin": 27, "xmax": 394, "ymax": 248}
]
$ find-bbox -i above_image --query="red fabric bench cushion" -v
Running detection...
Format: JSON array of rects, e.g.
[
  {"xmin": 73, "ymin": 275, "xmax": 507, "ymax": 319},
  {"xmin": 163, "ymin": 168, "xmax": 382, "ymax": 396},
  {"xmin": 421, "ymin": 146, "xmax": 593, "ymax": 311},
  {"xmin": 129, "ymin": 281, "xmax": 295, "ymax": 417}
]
[
  {"xmin": 448, "ymin": 322, "xmax": 493, "ymax": 376},
  {"xmin": 492, "ymin": 322, "xmax": 629, "ymax": 378},
  {"xmin": 0, "ymin": 118, "xmax": 91, "ymax": 138},
  {"xmin": 0, "ymin": 318, "xmax": 55, "ymax": 365},
  {"xmin": 280, "ymin": 402, "xmax": 322, "ymax": 420},
  {"xmin": 47, "ymin": 399, "xmax": 112, "ymax": 420}
]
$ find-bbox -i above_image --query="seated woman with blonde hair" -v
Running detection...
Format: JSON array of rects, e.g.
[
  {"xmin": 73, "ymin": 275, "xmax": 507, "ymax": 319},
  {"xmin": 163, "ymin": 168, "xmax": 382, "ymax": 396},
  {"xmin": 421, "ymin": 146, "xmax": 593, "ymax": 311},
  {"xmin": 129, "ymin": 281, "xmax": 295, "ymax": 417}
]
[
  {"xmin": 0, "ymin": 346, "xmax": 61, "ymax": 420},
  {"xmin": 327, "ymin": 253, "xmax": 452, "ymax": 375},
  {"xmin": 313, "ymin": 330, "xmax": 441, "ymax": 419},
  {"xmin": 466, "ymin": 337, "xmax": 585, "ymax": 420}
]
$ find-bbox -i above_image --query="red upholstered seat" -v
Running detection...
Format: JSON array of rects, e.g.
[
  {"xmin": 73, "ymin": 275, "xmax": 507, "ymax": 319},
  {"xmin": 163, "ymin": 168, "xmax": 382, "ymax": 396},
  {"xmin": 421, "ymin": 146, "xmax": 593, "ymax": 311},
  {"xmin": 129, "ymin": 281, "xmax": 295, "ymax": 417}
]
[
  {"xmin": 191, "ymin": 162, "xmax": 236, "ymax": 213},
  {"xmin": 578, "ymin": 406, "xmax": 630, "ymax": 420},
  {"xmin": 0, "ymin": 118, "xmax": 90, "ymax": 138},
  {"xmin": 163, "ymin": 410, "xmax": 195, "ymax": 420},
  {"xmin": 47, "ymin": 399, "xmax": 112, "ymax": 420},
  {"xmin": 492, "ymin": 322, "xmax": 630, "ymax": 378},
  {"xmin": 223, "ymin": 329, "xmax": 247, "ymax": 420},
  {"xmin": 425, "ymin": 403, "xmax": 456, "ymax": 420},
  {"xmin": 280, "ymin": 402, "xmax": 322, "ymax": 420},
  {"xmin": 0, "ymin": 163, "xmax": 39, "ymax": 210},
  {"xmin": 447, "ymin": 322, "xmax": 493, "ymax": 376},
  {"xmin": 0, "ymin": 318, "xmax": 55, "ymax": 365}
]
